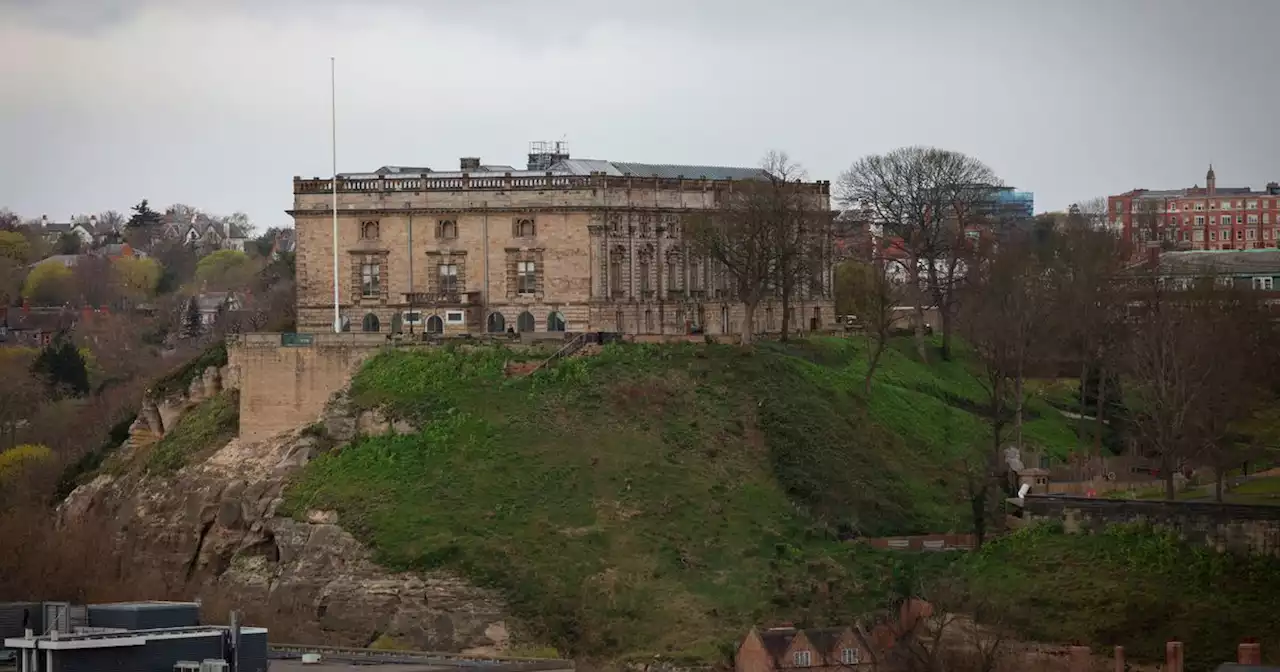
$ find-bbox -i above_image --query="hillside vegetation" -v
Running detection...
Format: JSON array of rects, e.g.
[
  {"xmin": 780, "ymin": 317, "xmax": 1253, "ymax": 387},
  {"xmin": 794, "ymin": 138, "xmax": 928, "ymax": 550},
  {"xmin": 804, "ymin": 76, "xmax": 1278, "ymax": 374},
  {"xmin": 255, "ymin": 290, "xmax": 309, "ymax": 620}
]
[
  {"xmin": 281, "ymin": 337, "xmax": 1082, "ymax": 659},
  {"xmin": 964, "ymin": 523, "xmax": 1280, "ymax": 669}
]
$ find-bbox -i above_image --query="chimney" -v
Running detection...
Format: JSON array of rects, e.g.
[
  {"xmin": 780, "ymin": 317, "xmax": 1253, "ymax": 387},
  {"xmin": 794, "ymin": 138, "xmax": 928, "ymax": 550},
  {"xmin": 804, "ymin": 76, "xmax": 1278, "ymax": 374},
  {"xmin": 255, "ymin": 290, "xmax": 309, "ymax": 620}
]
[
  {"xmin": 1165, "ymin": 640, "xmax": 1184, "ymax": 672},
  {"xmin": 41, "ymin": 215, "xmax": 49, "ymax": 228},
  {"xmin": 1067, "ymin": 644, "xmax": 1090, "ymax": 672},
  {"xmin": 1238, "ymin": 640, "xmax": 1262, "ymax": 665},
  {"xmin": 460, "ymin": 157, "xmax": 481, "ymax": 171}
]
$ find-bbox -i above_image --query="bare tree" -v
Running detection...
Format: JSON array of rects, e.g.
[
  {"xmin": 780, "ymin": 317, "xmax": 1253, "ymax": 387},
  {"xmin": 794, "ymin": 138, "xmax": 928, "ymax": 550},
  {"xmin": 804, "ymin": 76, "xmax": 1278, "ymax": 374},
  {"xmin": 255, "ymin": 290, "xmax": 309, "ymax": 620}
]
[
  {"xmin": 686, "ymin": 179, "xmax": 779, "ymax": 344},
  {"xmin": 1124, "ymin": 272, "xmax": 1225, "ymax": 499},
  {"xmin": 844, "ymin": 258, "xmax": 904, "ymax": 393},
  {"xmin": 760, "ymin": 151, "xmax": 829, "ymax": 340},
  {"xmin": 0, "ymin": 353, "xmax": 46, "ymax": 449},
  {"xmin": 839, "ymin": 147, "xmax": 1002, "ymax": 361}
]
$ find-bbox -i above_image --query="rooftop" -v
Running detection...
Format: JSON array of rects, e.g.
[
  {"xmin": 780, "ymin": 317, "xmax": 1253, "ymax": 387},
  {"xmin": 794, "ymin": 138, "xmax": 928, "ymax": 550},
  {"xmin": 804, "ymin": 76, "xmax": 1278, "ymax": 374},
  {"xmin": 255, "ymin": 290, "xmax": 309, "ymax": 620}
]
[{"xmin": 1157, "ymin": 248, "xmax": 1280, "ymax": 276}]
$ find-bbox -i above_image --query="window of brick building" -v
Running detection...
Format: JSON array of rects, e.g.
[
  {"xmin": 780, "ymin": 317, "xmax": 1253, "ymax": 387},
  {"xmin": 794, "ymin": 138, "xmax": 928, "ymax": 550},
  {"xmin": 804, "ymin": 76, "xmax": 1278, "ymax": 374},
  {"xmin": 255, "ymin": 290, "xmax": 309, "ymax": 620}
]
[
  {"xmin": 438, "ymin": 219, "xmax": 458, "ymax": 240},
  {"xmin": 517, "ymin": 311, "xmax": 535, "ymax": 333},
  {"xmin": 1248, "ymin": 229, "xmax": 1257, "ymax": 240},
  {"xmin": 515, "ymin": 218, "xmax": 536, "ymax": 237},
  {"xmin": 486, "ymin": 312, "xmax": 506, "ymax": 333},
  {"xmin": 361, "ymin": 259, "xmax": 381, "ymax": 298},
  {"xmin": 1248, "ymin": 214, "xmax": 1260, "ymax": 224},
  {"xmin": 426, "ymin": 315, "xmax": 443, "ymax": 334},
  {"xmin": 439, "ymin": 263, "xmax": 458, "ymax": 294},
  {"xmin": 361, "ymin": 221, "xmax": 380, "ymax": 240},
  {"xmin": 1237, "ymin": 229, "xmax": 1245, "ymax": 240},
  {"xmin": 361, "ymin": 313, "xmax": 380, "ymax": 332},
  {"xmin": 840, "ymin": 648, "xmax": 860, "ymax": 665},
  {"xmin": 1254, "ymin": 277, "xmax": 1273, "ymax": 290},
  {"xmin": 517, "ymin": 261, "xmax": 537, "ymax": 294},
  {"xmin": 644, "ymin": 309, "xmax": 654, "ymax": 332},
  {"xmin": 1210, "ymin": 231, "xmax": 1218, "ymax": 241},
  {"xmin": 1195, "ymin": 215, "xmax": 1205, "ymax": 226},
  {"xmin": 793, "ymin": 651, "xmax": 811, "ymax": 667},
  {"xmin": 609, "ymin": 247, "xmax": 626, "ymax": 298},
  {"xmin": 547, "ymin": 311, "xmax": 565, "ymax": 332},
  {"xmin": 1221, "ymin": 215, "xmax": 1232, "ymax": 227}
]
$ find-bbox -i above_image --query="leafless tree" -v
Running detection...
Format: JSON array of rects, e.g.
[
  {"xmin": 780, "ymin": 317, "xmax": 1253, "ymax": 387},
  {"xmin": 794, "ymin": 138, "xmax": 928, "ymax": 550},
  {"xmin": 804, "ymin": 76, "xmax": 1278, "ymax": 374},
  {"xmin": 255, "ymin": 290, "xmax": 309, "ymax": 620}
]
[
  {"xmin": 839, "ymin": 147, "xmax": 1002, "ymax": 361},
  {"xmin": 1124, "ymin": 272, "xmax": 1232, "ymax": 499},
  {"xmin": 844, "ymin": 258, "xmax": 904, "ymax": 393},
  {"xmin": 690, "ymin": 153, "xmax": 823, "ymax": 344},
  {"xmin": 760, "ymin": 151, "xmax": 829, "ymax": 340},
  {"xmin": 0, "ymin": 354, "xmax": 46, "ymax": 449}
]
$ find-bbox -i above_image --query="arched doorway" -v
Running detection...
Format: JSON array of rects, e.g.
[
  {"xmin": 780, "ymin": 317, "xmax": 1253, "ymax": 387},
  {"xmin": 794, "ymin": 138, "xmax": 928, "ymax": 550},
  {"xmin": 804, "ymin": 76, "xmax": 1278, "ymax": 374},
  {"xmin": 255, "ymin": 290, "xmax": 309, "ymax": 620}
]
[
  {"xmin": 487, "ymin": 312, "xmax": 506, "ymax": 333},
  {"xmin": 426, "ymin": 315, "xmax": 444, "ymax": 334},
  {"xmin": 547, "ymin": 311, "xmax": 565, "ymax": 332},
  {"xmin": 517, "ymin": 311, "xmax": 535, "ymax": 333},
  {"xmin": 362, "ymin": 313, "xmax": 380, "ymax": 333}
]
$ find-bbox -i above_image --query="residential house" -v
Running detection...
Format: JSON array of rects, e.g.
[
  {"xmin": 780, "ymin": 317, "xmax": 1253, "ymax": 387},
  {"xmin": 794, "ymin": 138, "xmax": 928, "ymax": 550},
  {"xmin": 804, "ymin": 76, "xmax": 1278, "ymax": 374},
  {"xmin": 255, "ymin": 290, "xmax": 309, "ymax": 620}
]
[
  {"xmin": 269, "ymin": 228, "xmax": 296, "ymax": 260},
  {"xmin": 195, "ymin": 291, "xmax": 244, "ymax": 327},
  {"xmin": 735, "ymin": 600, "xmax": 934, "ymax": 672},
  {"xmin": 0, "ymin": 305, "xmax": 77, "ymax": 348}
]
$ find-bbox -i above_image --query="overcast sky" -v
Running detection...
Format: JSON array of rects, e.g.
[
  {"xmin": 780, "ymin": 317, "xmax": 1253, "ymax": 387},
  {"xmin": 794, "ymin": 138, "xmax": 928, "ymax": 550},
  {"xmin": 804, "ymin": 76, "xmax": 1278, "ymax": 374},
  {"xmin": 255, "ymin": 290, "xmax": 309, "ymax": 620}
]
[{"xmin": 2, "ymin": 0, "xmax": 1278, "ymax": 230}]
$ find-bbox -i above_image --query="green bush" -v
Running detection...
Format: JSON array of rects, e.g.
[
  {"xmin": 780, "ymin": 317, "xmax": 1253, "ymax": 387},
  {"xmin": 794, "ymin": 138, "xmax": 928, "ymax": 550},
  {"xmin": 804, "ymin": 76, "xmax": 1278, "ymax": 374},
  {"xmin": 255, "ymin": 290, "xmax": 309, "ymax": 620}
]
[{"xmin": 146, "ymin": 392, "xmax": 238, "ymax": 473}]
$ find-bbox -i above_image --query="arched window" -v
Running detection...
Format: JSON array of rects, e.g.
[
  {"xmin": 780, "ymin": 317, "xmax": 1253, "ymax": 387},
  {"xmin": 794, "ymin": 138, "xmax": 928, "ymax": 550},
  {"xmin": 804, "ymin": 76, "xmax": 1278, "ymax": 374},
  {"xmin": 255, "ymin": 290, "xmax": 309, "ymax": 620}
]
[
  {"xmin": 516, "ymin": 218, "xmax": 536, "ymax": 237},
  {"xmin": 362, "ymin": 313, "xmax": 380, "ymax": 332},
  {"xmin": 487, "ymin": 312, "xmax": 506, "ymax": 333},
  {"xmin": 438, "ymin": 219, "xmax": 458, "ymax": 240},
  {"xmin": 689, "ymin": 258, "xmax": 703, "ymax": 291},
  {"xmin": 361, "ymin": 221, "xmax": 380, "ymax": 240},
  {"xmin": 426, "ymin": 315, "xmax": 444, "ymax": 334},
  {"xmin": 638, "ymin": 247, "xmax": 653, "ymax": 295},
  {"xmin": 517, "ymin": 311, "xmax": 535, "ymax": 333},
  {"xmin": 547, "ymin": 311, "xmax": 566, "ymax": 332}
]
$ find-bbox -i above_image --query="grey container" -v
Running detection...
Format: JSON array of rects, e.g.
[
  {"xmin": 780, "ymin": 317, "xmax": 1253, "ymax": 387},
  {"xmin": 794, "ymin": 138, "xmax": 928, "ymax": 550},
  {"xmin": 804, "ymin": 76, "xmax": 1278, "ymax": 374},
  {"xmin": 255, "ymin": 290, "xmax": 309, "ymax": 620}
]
[
  {"xmin": 49, "ymin": 630, "xmax": 225, "ymax": 672},
  {"xmin": 0, "ymin": 602, "xmax": 42, "ymax": 638},
  {"xmin": 87, "ymin": 602, "xmax": 200, "ymax": 631},
  {"xmin": 236, "ymin": 630, "xmax": 269, "ymax": 672}
]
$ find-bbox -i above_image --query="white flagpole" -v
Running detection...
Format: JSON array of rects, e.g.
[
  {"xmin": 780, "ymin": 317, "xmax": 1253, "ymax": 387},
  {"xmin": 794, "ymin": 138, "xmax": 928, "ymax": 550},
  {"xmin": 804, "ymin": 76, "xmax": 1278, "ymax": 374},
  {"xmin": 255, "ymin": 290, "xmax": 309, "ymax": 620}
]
[{"xmin": 330, "ymin": 56, "xmax": 341, "ymax": 333}]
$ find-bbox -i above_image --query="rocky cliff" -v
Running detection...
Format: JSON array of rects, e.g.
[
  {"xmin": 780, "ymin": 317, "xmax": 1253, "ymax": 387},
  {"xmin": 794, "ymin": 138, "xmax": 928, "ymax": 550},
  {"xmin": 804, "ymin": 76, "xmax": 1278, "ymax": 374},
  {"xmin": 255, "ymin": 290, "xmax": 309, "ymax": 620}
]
[{"xmin": 62, "ymin": 367, "xmax": 512, "ymax": 653}]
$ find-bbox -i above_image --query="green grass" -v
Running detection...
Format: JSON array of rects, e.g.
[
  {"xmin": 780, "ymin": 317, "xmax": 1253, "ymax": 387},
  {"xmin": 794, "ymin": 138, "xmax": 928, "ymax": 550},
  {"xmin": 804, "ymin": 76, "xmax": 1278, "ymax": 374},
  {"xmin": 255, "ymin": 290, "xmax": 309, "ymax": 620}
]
[
  {"xmin": 280, "ymin": 337, "xmax": 1087, "ymax": 660},
  {"xmin": 146, "ymin": 391, "xmax": 239, "ymax": 473},
  {"xmin": 963, "ymin": 523, "xmax": 1280, "ymax": 669}
]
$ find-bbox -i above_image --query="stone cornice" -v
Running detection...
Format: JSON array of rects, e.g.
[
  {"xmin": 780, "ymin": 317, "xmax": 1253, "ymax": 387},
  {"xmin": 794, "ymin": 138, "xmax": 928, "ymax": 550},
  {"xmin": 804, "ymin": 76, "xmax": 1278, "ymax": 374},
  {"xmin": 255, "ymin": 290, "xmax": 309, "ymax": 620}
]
[{"xmin": 286, "ymin": 206, "xmax": 706, "ymax": 218}]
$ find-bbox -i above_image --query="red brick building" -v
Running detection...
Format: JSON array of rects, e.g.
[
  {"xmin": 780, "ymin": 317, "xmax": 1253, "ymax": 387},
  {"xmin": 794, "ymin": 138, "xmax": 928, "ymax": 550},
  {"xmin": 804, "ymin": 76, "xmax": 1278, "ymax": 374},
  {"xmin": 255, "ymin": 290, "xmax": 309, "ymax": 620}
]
[{"xmin": 1109, "ymin": 166, "xmax": 1280, "ymax": 258}]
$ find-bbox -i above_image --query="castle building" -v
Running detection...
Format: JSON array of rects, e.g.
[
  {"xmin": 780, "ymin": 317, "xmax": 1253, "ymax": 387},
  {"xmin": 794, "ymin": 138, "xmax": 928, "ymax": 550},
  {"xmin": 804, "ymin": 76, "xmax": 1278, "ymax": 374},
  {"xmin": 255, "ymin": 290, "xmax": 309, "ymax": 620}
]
[
  {"xmin": 290, "ymin": 143, "xmax": 835, "ymax": 336},
  {"xmin": 1109, "ymin": 166, "xmax": 1280, "ymax": 258}
]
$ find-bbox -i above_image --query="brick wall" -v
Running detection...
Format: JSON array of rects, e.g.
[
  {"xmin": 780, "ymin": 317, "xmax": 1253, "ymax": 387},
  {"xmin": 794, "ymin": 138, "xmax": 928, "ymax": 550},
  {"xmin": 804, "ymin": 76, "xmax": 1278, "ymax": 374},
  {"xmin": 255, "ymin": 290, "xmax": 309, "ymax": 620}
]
[{"xmin": 1022, "ymin": 495, "xmax": 1280, "ymax": 557}]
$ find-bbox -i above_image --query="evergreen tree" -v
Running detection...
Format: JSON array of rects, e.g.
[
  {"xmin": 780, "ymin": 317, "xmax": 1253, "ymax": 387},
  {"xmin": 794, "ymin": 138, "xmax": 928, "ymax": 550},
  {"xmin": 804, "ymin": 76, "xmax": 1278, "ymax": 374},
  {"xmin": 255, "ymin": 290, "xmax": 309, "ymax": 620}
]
[
  {"xmin": 182, "ymin": 296, "xmax": 203, "ymax": 339},
  {"xmin": 31, "ymin": 333, "xmax": 90, "ymax": 399}
]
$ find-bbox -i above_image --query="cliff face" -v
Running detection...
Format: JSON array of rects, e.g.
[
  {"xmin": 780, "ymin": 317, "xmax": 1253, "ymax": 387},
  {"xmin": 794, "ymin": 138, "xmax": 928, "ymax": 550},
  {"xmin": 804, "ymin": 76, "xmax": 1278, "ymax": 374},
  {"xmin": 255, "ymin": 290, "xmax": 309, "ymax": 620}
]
[{"xmin": 62, "ymin": 369, "xmax": 512, "ymax": 653}]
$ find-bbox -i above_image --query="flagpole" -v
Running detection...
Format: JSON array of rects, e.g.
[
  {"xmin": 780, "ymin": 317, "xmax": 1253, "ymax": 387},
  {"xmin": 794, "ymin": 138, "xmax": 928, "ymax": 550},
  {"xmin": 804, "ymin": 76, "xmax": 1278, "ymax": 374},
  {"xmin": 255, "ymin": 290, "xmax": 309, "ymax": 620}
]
[{"xmin": 330, "ymin": 56, "xmax": 340, "ymax": 333}]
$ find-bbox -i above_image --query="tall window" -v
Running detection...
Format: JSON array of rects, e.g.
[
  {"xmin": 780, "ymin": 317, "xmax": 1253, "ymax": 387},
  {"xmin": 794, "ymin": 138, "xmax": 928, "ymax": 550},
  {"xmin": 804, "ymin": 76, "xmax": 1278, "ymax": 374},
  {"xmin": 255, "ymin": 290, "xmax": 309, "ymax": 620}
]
[
  {"xmin": 361, "ymin": 259, "xmax": 381, "ymax": 298},
  {"xmin": 690, "ymin": 259, "xmax": 703, "ymax": 291},
  {"xmin": 793, "ymin": 651, "xmax": 811, "ymax": 667},
  {"xmin": 517, "ymin": 261, "xmax": 537, "ymax": 294},
  {"xmin": 547, "ymin": 311, "xmax": 566, "ymax": 332},
  {"xmin": 439, "ymin": 263, "xmax": 458, "ymax": 294},
  {"xmin": 1254, "ymin": 277, "xmax": 1273, "ymax": 290},
  {"xmin": 638, "ymin": 256, "xmax": 651, "ymax": 294},
  {"xmin": 644, "ymin": 309, "xmax": 654, "ymax": 332},
  {"xmin": 610, "ymin": 248, "xmax": 625, "ymax": 298},
  {"xmin": 1221, "ymin": 215, "xmax": 1232, "ymax": 227},
  {"xmin": 840, "ymin": 648, "xmax": 859, "ymax": 665}
]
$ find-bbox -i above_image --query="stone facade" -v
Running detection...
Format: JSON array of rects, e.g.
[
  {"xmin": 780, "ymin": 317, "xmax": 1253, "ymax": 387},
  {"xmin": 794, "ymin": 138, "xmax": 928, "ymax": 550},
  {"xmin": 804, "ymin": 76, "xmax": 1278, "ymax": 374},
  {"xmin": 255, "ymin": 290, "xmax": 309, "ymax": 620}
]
[{"xmin": 290, "ymin": 168, "xmax": 836, "ymax": 335}]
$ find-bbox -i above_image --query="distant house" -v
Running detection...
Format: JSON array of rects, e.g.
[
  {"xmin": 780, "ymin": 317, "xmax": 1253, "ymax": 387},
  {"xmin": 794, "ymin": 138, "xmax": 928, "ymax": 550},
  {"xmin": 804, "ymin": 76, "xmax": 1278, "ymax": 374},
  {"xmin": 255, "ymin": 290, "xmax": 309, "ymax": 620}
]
[
  {"xmin": 170, "ymin": 214, "xmax": 249, "ymax": 253},
  {"xmin": 0, "ymin": 305, "xmax": 77, "ymax": 348},
  {"xmin": 269, "ymin": 228, "xmax": 295, "ymax": 260},
  {"xmin": 33, "ymin": 215, "xmax": 123, "ymax": 247},
  {"xmin": 736, "ymin": 626, "xmax": 865, "ymax": 672},
  {"xmin": 1154, "ymin": 248, "xmax": 1280, "ymax": 291},
  {"xmin": 735, "ymin": 600, "xmax": 934, "ymax": 672},
  {"xmin": 195, "ymin": 291, "xmax": 244, "ymax": 326},
  {"xmin": 28, "ymin": 254, "xmax": 80, "ymax": 269}
]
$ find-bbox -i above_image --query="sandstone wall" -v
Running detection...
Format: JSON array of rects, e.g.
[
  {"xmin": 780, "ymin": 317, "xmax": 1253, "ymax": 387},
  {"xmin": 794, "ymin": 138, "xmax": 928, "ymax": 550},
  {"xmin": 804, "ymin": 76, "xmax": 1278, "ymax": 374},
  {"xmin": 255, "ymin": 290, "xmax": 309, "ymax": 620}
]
[
  {"xmin": 228, "ymin": 333, "xmax": 385, "ymax": 442},
  {"xmin": 1022, "ymin": 495, "xmax": 1280, "ymax": 557},
  {"xmin": 62, "ymin": 391, "xmax": 512, "ymax": 653}
]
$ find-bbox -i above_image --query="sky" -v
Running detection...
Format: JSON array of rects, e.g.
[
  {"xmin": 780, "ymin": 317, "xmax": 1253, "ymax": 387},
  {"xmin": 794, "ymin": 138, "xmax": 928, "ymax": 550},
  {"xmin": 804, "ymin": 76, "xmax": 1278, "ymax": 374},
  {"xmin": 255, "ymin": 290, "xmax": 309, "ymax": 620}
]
[{"xmin": 2, "ymin": 0, "xmax": 1278, "ymax": 231}]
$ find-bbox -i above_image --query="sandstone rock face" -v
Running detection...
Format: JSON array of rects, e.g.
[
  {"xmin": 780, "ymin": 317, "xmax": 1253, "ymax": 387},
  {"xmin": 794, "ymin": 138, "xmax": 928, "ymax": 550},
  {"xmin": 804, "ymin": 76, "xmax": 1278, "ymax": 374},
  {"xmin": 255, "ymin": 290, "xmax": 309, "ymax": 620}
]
[{"xmin": 63, "ymin": 388, "xmax": 510, "ymax": 653}]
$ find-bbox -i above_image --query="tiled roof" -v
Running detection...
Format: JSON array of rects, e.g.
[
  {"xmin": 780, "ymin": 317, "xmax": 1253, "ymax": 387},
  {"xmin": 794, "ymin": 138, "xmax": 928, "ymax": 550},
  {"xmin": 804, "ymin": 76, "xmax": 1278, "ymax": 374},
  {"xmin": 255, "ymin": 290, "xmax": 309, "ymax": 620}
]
[{"xmin": 1158, "ymin": 249, "xmax": 1280, "ymax": 276}]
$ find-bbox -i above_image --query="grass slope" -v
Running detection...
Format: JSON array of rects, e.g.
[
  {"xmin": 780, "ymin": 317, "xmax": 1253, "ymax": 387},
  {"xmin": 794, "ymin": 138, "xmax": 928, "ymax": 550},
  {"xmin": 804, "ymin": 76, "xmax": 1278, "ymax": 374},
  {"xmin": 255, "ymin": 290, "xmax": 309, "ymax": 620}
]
[
  {"xmin": 282, "ymin": 338, "xmax": 1080, "ymax": 659},
  {"xmin": 146, "ymin": 391, "xmax": 239, "ymax": 473},
  {"xmin": 964, "ymin": 524, "xmax": 1280, "ymax": 669}
]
